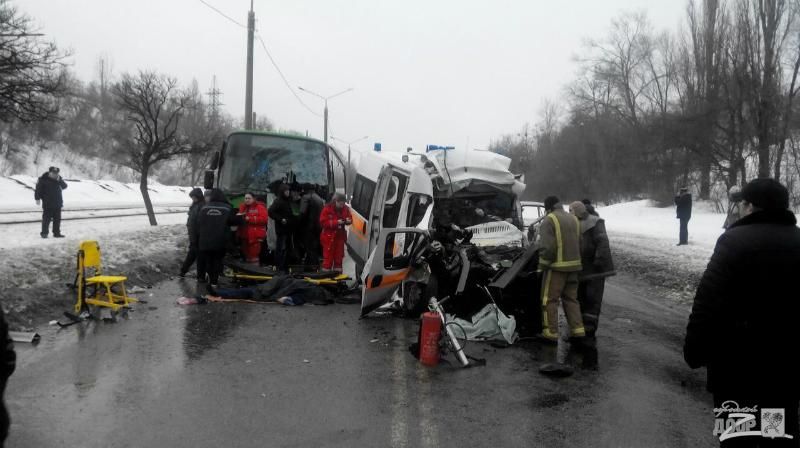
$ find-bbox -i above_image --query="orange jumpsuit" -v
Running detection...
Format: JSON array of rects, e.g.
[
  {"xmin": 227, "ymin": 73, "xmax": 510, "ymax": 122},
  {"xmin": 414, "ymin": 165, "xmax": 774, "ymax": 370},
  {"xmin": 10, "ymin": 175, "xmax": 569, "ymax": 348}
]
[
  {"xmin": 319, "ymin": 203, "xmax": 351, "ymax": 270},
  {"xmin": 238, "ymin": 201, "xmax": 268, "ymax": 263}
]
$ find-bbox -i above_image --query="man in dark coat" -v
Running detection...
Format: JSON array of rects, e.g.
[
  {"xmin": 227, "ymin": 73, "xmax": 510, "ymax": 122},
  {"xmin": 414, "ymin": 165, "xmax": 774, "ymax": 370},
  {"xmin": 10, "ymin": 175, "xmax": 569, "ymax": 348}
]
[
  {"xmin": 299, "ymin": 184, "xmax": 325, "ymax": 266},
  {"xmin": 569, "ymin": 201, "xmax": 615, "ymax": 342},
  {"xmin": 34, "ymin": 166, "xmax": 68, "ymax": 238},
  {"xmin": 675, "ymin": 187, "xmax": 692, "ymax": 245},
  {"xmin": 180, "ymin": 188, "xmax": 205, "ymax": 278},
  {"xmin": 684, "ymin": 178, "xmax": 800, "ymax": 447},
  {"xmin": 194, "ymin": 189, "xmax": 238, "ymax": 286},
  {"xmin": 268, "ymin": 184, "xmax": 294, "ymax": 272}
]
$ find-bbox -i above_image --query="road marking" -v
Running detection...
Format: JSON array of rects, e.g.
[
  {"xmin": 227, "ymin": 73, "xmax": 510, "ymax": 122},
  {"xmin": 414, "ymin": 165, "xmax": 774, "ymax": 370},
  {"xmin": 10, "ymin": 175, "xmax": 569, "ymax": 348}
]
[
  {"xmin": 390, "ymin": 320, "xmax": 408, "ymax": 447},
  {"xmin": 415, "ymin": 360, "xmax": 439, "ymax": 447}
]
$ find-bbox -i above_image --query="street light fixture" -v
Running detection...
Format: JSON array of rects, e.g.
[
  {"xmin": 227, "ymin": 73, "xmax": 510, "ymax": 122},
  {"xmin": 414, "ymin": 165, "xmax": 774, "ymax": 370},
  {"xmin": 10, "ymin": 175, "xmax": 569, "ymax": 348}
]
[
  {"xmin": 330, "ymin": 135, "xmax": 369, "ymax": 194},
  {"xmin": 297, "ymin": 86, "xmax": 353, "ymax": 144}
]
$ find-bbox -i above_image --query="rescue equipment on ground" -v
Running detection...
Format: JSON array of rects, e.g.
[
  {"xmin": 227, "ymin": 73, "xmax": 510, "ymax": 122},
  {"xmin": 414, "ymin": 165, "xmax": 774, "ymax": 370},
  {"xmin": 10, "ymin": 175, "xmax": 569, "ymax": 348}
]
[
  {"xmin": 418, "ymin": 311, "xmax": 442, "ymax": 366},
  {"xmin": 74, "ymin": 240, "xmax": 137, "ymax": 313}
]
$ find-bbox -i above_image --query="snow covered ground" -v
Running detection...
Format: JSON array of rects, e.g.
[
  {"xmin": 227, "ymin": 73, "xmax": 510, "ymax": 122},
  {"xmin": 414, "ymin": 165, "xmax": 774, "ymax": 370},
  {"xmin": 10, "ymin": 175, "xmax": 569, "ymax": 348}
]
[
  {"xmin": 598, "ymin": 199, "xmax": 798, "ymax": 307},
  {"xmin": 0, "ymin": 175, "xmax": 196, "ymax": 327},
  {"xmin": 0, "ymin": 175, "xmax": 192, "ymax": 212}
]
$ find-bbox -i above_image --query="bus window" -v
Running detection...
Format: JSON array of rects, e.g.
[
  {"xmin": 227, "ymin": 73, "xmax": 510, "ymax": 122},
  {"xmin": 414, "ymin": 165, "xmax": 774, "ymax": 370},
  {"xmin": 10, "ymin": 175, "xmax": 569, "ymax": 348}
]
[{"xmin": 351, "ymin": 174, "xmax": 376, "ymax": 218}]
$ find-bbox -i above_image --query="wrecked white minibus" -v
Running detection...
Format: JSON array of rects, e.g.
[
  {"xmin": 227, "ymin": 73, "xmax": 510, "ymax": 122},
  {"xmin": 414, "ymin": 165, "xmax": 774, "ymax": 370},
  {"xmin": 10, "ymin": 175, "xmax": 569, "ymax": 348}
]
[{"xmin": 346, "ymin": 146, "xmax": 529, "ymax": 317}]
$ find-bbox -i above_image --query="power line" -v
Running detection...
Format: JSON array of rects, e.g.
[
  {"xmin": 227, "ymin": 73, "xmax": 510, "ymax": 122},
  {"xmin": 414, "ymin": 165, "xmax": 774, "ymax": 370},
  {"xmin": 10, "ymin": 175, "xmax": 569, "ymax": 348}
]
[
  {"xmin": 196, "ymin": 0, "xmax": 323, "ymax": 118},
  {"xmin": 255, "ymin": 33, "xmax": 323, "ymax": 117},
  {"xmin": 197, "ymin": 0, "xmax": 246, "ymax": 28}
]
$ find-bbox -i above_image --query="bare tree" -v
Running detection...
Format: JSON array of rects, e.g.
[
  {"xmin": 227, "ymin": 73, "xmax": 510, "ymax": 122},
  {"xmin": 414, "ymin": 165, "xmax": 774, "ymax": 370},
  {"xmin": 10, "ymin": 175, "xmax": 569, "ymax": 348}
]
[
  {"xmin": 0, "ymin": 0, "xmax": 69, "ymax": 123},
  {"xmin": 112, "ymin": 71, "xmax": 191, "ymax": 225}
]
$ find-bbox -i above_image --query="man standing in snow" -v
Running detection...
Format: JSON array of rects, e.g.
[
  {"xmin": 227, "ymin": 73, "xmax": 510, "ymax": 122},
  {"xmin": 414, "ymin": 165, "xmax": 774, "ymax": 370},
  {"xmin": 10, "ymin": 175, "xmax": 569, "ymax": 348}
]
[
  {"xmin": 34, "ymin": 166, "xmax": 67, "ymax": 238},
  {"xmin": 674, "ymin": 186, "xmax": 692, "ymax": 245},
  {"xmin": 684, "ymin": 178, "xmax": 800, "ymax": 447}
]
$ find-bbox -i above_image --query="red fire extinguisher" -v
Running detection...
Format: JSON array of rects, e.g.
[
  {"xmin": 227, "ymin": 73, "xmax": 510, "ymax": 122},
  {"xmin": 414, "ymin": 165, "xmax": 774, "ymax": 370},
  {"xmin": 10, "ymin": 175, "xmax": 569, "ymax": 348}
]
[{"xmin": 418, "ymin": 311, "xmax": 442, "ymax": 366}]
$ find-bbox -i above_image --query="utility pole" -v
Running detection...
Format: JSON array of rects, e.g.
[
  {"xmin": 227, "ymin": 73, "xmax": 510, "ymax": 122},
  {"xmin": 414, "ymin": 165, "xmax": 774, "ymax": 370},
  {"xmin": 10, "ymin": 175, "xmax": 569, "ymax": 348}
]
[{"xmin": 244, "ymin": 0, "xmax": 255, "ymax": 129}]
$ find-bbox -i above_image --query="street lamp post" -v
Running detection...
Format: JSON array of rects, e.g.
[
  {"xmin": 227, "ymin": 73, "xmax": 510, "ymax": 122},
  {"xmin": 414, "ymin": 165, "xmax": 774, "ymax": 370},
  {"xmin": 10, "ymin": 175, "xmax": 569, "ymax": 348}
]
[
  {"xmin": 331, "ymin": 135, "xmax": 369, "ymax": 194},
  {"xmin": 298, "ymin": 86, "xmax": 353, "ymax": 144}
]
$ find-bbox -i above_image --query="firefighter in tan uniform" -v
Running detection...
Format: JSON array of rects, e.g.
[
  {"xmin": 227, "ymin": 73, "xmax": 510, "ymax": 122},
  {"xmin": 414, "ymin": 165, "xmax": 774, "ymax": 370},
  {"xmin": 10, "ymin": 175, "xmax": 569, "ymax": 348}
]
[{"xmin": 537, "ymin": 196, "xmax": 586, "ymax": 341}]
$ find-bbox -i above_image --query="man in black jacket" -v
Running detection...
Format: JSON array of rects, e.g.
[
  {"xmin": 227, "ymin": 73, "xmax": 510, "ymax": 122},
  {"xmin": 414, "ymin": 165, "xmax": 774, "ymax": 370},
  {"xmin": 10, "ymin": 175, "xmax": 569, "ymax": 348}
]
[
  {"xmin": 34, "ymin": 166, "xmax": 68, "ymax": 238},
  {"xmin": 180, "ymin": 188, "xmax": 205, "ymax": 278},
  {"xmin": 684, "ymin": 178, "xmax": 800, "ymax": 447},
  {"xmin": 268, "ymin": 184, "xmax": 294, "ymax": 272},
  {"xmin": 194, "ymin": 189, "xmax": 238, "ymax": 287},
  {"xmin": 0, "ymin": 305, "xmax": 16, "ymax": 446},
  {"xmin": 675, "ymin": 187, "xmax": 692, "ymax": 245},
  {"xmin": 569, "ymin": 201, "xmax": 615, "ymax": 342}
]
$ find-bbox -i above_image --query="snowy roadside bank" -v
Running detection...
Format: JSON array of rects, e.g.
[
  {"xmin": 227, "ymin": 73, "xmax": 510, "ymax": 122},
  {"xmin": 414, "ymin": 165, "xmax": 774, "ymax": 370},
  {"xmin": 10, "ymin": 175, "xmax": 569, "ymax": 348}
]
[
  {"xmin": 0, "ymin": 223, "xmax": 189, "ymax": 330},
  {"xmin": 597, "ymin": 199, "xmax": 799, "ymax": 307}
]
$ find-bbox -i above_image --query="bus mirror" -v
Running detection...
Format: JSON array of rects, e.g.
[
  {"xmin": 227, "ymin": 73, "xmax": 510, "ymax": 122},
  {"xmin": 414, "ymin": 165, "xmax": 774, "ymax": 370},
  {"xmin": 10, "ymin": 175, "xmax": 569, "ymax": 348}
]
[
  {"xmin": 210, "ymin": 151, "xmax": 220, "ymax": 170},
  {"xmin": 203, "ymin": 170, "xmax": 215, "ymax": 189}
]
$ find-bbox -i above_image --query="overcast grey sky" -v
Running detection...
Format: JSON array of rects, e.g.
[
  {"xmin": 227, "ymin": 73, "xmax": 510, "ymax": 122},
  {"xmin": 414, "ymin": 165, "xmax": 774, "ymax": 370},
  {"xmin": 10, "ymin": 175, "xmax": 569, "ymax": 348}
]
[{"xmin": 18, "ymin": 0, "xmax": 685, "ymax": 153}]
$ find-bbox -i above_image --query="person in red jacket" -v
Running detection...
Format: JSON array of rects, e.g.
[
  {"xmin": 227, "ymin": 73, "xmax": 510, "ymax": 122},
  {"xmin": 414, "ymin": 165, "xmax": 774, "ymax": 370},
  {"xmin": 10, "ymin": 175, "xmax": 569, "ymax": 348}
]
[
  {"xmin": 237, "ymin": 192, "xmax": 268, "ymax": 264},
  {"xmin": 319, "ymin": 192, "xmax": 351, "ymax": 272}
]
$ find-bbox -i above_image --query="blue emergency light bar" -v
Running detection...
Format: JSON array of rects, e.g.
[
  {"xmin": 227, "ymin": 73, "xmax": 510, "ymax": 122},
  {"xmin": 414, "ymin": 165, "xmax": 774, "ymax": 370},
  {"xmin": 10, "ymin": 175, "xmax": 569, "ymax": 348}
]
[{"xmin": 425, "ymin": 145, "xmax": 455, "ymax": 152}]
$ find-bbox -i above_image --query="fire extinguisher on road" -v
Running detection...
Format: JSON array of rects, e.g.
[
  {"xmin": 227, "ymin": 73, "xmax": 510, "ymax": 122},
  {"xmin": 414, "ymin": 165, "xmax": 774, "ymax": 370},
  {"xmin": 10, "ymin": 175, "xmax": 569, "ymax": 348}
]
[{"xmin": 418, "ymin": 311, "xmax": 441, "ymax": 366}]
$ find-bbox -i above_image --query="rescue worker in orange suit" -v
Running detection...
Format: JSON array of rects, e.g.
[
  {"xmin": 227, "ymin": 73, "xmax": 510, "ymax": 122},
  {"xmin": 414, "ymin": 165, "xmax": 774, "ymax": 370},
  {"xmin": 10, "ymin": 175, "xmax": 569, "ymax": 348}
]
[
  {"xmin": 319, "ymin": 192, "xmax": 351, "ymax": 272},
  {"xmin": 237, "ymin": 192, "xmax": 268, "ymax": 264},
  {"xmin": 537, "ymin": 195, "xmax": 585, "ymax": 342}
]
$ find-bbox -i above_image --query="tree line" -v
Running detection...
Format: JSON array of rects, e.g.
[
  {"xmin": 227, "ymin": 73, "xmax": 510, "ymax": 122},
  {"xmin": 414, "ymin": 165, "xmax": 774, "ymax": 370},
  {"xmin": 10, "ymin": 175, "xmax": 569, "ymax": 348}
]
[{"xmin": 492, "ymin": 0, "xmax": 800, "ymax": 209}]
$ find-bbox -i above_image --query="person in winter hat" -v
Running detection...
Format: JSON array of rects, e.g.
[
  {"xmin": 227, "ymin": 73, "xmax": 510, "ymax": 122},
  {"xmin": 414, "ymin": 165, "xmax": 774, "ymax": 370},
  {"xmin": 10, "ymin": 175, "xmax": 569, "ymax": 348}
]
[
  {"xmin": 319, "ymin": 192, "xmax": 352, "ymax": 272},
  {"xmin": 685, "ymin": 178, "xmax": 800, "ymax": 447},
  {"xmin": 34, "ymin": 166, "xmax": 68, "ymax": 238},
  {"xmin": 180, "ymin": 188, "xmax": 205, "ymax": 278},
  {"xmin": 194, "ymin": 188, "xmax": 238, "ymax": 287},
  {"xmin": 569, "ymin": 201, "xmax": 615, "ymax": 346}
]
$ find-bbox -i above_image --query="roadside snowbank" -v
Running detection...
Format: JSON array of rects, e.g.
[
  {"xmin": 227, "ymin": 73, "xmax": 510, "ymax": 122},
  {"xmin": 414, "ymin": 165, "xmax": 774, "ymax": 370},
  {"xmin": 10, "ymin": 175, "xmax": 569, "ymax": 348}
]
[
  {"xmin": 598, "ymin": 199, "xmax": 797, "ymax": 305},
  {"xmin": 0, "ymin": 175, "xmax": 193, "ymax": 212},
  {"xmin": 0, "ymin": 221, "xmax": 188, "ymax": 329}
]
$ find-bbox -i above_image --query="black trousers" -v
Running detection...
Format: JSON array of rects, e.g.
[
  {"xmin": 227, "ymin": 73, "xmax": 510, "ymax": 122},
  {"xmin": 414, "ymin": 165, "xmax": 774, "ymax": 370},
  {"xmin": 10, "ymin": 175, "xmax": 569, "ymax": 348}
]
[
  {"xmin": 713, "ymin": 394, "xmax": 799, "ymax": 447},
  {"xmin": 197, "ymin": 249, "xmax": 225, "ymax": 284},
  {"xmin": 180, "ymin": 243, "xmax": 198, "ymax": 276},
  {"xmin": 679, "ymin": 217, "xmax": 689, "ymax": 244},
  {"xmin": 275, "ymin": 234, "xmax": 289, "ymax": 271},
  {"xmin": 577, "ymin": 277, "xmax": 606, "ymax": 337},
  {"xmin": 41, "ymin": 208, "xmax": 62, "ymax": 236}
]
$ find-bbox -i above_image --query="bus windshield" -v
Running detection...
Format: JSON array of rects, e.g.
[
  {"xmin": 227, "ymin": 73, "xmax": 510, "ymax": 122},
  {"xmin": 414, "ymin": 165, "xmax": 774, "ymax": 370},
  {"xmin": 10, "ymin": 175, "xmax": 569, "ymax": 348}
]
[{"xmin": 218, "ymin": 133, "xmax": 329, "ymax": 193}]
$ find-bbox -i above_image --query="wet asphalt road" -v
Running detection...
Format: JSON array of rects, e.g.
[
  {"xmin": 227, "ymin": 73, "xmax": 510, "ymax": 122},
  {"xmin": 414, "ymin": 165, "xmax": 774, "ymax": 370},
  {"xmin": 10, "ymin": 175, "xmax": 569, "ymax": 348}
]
[{"xmin": 6, "ymin": 275, "xmax": 717, "ymax": 447}]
